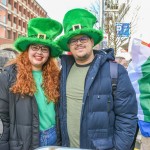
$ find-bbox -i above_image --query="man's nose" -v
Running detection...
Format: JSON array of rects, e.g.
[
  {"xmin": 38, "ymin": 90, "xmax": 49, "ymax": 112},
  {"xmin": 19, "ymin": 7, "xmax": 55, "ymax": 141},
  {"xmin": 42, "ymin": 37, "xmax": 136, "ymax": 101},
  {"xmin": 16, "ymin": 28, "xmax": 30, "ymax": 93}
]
[{"xmin": 76, "ymin": 39, "xmax": 82, "ymax": 44}]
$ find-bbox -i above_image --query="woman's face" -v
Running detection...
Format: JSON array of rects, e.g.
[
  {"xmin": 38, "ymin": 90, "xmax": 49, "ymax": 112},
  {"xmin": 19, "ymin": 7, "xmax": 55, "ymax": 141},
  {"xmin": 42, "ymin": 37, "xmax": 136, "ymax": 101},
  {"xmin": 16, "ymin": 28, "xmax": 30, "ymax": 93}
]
[{"xmin": 28, "ymin": 44, "xmax": 50, "ymax": 71}]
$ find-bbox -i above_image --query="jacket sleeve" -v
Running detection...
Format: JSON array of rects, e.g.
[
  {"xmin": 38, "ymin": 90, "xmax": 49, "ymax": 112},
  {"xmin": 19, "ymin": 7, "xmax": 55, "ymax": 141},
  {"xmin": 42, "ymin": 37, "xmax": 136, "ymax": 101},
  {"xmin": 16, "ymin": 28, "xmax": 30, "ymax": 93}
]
[
  {"xmin": 113, "ymin": 64, "xmax": 138, "ymax": 150},
  {"xmin": 55, "ymin": 102, "xmax": 62, "ymax": 146},
  {"xmin": 0, "ymin": 72, "xmax": 9, "ymax": 150}
]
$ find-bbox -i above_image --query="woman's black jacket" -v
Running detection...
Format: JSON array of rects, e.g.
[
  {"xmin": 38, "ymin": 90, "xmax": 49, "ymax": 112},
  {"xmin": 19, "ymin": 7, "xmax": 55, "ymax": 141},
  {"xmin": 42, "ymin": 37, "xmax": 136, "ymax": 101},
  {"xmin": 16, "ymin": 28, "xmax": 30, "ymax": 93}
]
[{"xmin": 0, "ymin": 64, "xmax": 61, "ymax": 150}]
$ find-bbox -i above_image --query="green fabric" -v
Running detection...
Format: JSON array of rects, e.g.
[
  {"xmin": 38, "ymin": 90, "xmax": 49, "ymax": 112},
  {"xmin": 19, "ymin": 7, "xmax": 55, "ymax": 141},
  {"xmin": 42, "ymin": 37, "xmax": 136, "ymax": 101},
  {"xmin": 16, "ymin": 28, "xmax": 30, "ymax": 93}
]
[
  {"xmin": 14, "ymin": 17, "xmax": 63, "ymax": 57},
  {"xmin": 32, "ymin": 70, "xmax": 56, "ymax": 131},
  {"xmin": 66, "ymin": 63, "xmax": 90, "ymax": 148},
  {"xmin": 138, "ymin": 57, "xmax": 150, "ymax": 122},
  {"xmin": 56, "ymin": 8, "xmax": 103, "ymax": 51}
]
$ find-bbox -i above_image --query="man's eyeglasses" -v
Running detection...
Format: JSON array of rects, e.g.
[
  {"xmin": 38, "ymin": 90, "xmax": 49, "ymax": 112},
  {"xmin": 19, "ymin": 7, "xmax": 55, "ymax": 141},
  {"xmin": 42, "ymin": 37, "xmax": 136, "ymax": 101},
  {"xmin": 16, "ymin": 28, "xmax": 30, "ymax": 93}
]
[
  {"xmin": 30, "ymin": 45, "xmax": 49, "ymax": 53},
  {"xmin": 68, "ymin": 36, "xmax": 90, "ymax": 46}
]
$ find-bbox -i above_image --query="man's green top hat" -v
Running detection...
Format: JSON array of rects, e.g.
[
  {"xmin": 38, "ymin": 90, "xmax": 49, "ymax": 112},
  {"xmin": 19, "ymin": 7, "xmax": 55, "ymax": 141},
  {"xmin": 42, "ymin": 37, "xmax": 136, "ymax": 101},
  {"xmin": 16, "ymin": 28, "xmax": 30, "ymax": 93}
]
[
  {"xmin": 14, "ymin": 17, "xmax": 63, "ymax": 57},
  {"xmin": 57, "ymin": 8, "xmax": 103, "ymax": 51}
]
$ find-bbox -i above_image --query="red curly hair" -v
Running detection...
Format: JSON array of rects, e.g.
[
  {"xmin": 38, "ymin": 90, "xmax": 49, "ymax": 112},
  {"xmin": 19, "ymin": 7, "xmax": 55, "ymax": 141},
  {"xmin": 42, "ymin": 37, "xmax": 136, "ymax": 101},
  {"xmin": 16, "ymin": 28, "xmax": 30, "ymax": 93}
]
[{"xmin": 7, "ymin": 50, "xmax": 60, "ymax": 103}]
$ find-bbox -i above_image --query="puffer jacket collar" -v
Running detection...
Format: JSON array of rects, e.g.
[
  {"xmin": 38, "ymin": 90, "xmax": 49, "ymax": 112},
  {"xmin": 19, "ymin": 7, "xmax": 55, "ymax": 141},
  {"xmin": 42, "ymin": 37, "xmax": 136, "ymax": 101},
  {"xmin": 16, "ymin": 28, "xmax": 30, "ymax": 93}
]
[{"xmin": 60, "ymin": 48, "xmax": 115, "ymax": 69}]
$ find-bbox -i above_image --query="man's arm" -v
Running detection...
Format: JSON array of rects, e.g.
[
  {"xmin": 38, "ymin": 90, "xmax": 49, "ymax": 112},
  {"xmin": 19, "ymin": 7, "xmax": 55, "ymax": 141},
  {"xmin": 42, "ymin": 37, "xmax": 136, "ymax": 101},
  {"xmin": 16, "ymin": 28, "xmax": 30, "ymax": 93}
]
[
  {"xmin": 113, "ymin": 64, "xmax": 138, "ymax": 150},
  {"xmin": 0, "ymin": 72, "xmax": 10, "ymax": 150}
]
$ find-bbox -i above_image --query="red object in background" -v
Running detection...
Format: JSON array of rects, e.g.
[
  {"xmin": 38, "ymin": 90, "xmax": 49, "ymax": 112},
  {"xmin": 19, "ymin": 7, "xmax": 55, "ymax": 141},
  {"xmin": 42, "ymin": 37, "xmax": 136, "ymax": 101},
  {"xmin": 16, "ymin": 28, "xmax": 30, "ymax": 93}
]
[
  {"xmin": 120, "ymin": 49, "xmax": 128, "ymax": 52},
  {"xmin": 141, "ymin": 41, "xmax": 150, "ymax": 48},
  {"xmin": 66, "ymin": 52, "xmax": 72, "ymax": 55}
]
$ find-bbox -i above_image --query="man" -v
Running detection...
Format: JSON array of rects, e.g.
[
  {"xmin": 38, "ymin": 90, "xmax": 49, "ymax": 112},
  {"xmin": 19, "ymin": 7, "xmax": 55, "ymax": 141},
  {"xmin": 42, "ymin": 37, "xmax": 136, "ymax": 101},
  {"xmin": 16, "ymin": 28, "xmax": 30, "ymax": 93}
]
[{"xmin": 57, "ymin": 8, "xmax": 138, "ymax": 150}]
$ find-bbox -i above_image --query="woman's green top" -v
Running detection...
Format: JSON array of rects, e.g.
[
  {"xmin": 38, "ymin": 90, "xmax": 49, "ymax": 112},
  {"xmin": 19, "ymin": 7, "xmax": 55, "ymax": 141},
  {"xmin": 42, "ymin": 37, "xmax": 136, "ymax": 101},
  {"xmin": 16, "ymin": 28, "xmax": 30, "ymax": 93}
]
[{"xmin": 32, "ymin": 70, "xmax": 56, "ymax": 131}]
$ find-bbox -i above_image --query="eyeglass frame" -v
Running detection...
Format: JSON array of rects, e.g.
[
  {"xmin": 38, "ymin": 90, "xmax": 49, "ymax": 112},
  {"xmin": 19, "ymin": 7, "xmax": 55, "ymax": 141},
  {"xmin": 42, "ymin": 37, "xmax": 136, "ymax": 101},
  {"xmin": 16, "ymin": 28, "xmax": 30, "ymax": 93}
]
[
  {"xmin": 29, "ymin": 44, "xmax": 49, "ymax": 53},
  {"xmin": 68, "ymin": 35, "xmax": 91, "ymax": 46}
]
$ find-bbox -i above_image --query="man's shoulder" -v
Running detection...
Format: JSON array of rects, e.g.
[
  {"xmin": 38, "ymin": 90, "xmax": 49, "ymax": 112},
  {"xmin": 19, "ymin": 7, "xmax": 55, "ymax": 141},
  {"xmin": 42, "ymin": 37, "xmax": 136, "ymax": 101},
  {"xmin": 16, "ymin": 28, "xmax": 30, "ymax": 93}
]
[{"xmin": 93, "ymin": 48, "xmax": 115, "ymax": 61}]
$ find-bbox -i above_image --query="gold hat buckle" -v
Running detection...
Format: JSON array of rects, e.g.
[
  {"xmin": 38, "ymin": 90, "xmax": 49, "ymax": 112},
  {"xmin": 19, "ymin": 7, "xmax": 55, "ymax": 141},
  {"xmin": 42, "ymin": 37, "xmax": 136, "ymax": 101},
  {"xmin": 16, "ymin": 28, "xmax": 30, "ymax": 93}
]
[
  {"xmin": 37, "ymin": 33, "xmax": 46, "ymax": 39},
  {"xmin": 72, "ymin": 24, "xmax": 81, "ymax": 31}
]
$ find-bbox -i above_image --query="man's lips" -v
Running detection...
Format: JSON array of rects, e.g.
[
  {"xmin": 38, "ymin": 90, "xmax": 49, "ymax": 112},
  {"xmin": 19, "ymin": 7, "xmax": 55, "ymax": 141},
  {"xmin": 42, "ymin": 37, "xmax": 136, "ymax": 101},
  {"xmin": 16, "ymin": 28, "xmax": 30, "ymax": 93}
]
[{"xmin": 75, "ymin": 46, "xmax": 85, "ymax": 50}]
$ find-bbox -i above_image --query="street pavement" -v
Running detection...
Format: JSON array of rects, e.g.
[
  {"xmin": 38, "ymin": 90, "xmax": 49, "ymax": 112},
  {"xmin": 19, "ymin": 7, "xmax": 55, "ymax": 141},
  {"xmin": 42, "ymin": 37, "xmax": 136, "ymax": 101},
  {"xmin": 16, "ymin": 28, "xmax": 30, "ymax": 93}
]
[{"xmin": 134, "ymin": 131, "xmax": 142, "ymax": 150}]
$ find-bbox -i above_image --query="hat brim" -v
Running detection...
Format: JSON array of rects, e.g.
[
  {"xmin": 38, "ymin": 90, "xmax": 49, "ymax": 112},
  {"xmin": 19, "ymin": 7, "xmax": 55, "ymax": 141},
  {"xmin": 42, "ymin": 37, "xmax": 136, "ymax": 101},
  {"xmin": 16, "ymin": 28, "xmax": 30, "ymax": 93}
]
[
  {"xmin": 14, "ymin": 37, "xmax": 63, "ymax": 57},
  {"xmin": 57, "ymin": 28, "xmax": 103, "ymax": 51}
]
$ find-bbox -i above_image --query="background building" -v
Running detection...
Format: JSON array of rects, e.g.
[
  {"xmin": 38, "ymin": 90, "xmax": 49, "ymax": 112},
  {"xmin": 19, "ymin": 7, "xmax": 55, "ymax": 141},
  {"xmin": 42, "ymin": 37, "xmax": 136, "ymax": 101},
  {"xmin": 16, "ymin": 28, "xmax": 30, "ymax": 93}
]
[
  {"xmin": 0, "ymin": 0, "xmax": 48, "ymax": 49},
  {"xmin": 98, "ymin": 0, "xmax": 143, "ymax": 60}
]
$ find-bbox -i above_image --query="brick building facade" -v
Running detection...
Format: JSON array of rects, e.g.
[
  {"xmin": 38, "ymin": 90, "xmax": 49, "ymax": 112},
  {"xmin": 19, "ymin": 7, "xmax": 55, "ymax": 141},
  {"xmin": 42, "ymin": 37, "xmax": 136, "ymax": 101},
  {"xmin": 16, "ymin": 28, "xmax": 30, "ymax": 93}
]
[{"xmin": 0, "ymin": 0, "xmax": 47, "ymax": 49}]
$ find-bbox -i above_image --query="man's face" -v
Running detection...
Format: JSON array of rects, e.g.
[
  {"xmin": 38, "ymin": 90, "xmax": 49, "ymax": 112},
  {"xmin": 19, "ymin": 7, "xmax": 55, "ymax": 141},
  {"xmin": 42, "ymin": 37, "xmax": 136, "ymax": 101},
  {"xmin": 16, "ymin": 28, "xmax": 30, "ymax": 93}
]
[{"xmin": 67, "ymin": 34, "xmax": 94, "ymax": 63}]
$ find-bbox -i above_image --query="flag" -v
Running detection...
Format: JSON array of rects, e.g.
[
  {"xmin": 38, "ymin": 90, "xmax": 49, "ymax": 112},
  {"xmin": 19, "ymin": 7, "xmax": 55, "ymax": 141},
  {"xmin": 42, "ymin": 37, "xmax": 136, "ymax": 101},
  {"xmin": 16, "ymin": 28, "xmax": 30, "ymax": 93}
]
[{"xmin": 127, "ymin": 38, "xmax": 150, "ymax": 137}]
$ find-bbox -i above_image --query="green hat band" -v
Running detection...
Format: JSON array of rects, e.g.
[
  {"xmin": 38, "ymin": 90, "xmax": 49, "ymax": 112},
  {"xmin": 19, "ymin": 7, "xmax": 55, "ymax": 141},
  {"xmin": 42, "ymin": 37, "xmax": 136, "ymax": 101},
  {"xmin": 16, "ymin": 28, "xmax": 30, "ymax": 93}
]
[{"xmin": 28, "ymin": 34, "xmax": 52, "ymax": 40}]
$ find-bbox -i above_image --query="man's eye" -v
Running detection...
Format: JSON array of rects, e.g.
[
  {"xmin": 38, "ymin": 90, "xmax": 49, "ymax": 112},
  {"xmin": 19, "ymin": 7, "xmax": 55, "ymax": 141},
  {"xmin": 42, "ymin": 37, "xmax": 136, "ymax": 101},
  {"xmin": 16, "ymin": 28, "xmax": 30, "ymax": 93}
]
[
  {"xmin": 81, "ymin": 37, "xmax": 88, "ymax": 41},
  {"xmin": 70, "ymin": 39, "xmax": 77, "ymax": 43},
  {"xmin": 80, "ymin": 38, "xmax": 86, "ymax": 41}
]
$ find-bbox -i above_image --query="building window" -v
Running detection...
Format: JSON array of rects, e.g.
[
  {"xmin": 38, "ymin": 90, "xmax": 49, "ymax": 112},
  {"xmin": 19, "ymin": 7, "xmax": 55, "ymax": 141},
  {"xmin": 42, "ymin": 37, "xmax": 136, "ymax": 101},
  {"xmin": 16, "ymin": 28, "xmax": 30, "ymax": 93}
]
[
  {"xmin": 8, "ymin": 0, "xmax": 11, "ymax": 5},
  {"xmin": 8, "ymin": 14, "xmax": 11, "ymax": 21},
  {"xmin": 23, "ymin": 8, "xmax": 26, "ymax": 14},
  {"xmin": 23, "ymin": 22, "xmax": 26, "ymax": 28},
  {"xmin": 1, "ymin": 0, "xmax": 7, "ymax": 6},
  {"xmin": 19, "ymin": 19, "xmax": 21, "ymax": 26},
  {"xmin": 0, "ymin": 6, "xmax": 6, "ymax": 23},
  {"xmin": 28, "ymin": 11, "xmax": 30, "ymax": 17},
  {"xmin": 7, "ymin": 30, "xmax": 11, "ymax": 39},
  {"xmin": 31, "ymin": 2, "xmax": 33, "ymax": 7},
  {"xmin": 19, "ymin": 5, "xmax": 22, "ymax": 12},
  {"xmin": 0, "ymin": 25, "xmax": 6, "ymax": 38},
  {"xmin": 13, "ymin": 32, "xmax": 16, "ymax": 40},
  {"xmin": 14, "ymin": 17, "xmax": 16, "ymax": 24},
  {"xmin": 14, "ymin": 2, "xmax": 17, "ymax": 8}
]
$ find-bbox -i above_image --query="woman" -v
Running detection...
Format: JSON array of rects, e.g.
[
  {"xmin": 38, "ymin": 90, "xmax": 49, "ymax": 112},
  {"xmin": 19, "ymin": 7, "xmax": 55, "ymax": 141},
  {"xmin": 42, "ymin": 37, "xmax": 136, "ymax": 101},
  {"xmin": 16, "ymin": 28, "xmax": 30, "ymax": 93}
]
[{"xmin": 0, "ymin": 17, "xmax": 63, "ymax": 150}]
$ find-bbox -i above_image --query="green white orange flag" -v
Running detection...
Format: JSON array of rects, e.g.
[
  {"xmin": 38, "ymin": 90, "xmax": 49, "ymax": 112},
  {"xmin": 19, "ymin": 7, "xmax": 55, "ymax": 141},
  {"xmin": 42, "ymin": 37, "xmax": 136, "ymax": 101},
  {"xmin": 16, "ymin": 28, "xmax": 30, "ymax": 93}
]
[{"xmin": 127, "ymin": 38, "xmax": 150, "ymax": 123}]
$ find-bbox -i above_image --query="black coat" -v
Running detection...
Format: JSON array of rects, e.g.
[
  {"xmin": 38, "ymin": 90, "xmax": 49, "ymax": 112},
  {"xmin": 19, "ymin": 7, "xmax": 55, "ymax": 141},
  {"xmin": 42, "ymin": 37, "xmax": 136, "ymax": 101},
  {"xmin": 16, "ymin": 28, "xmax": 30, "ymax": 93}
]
[{"xmin": 0, "ymin": 65, "xmax": 61, "ymax": 150}]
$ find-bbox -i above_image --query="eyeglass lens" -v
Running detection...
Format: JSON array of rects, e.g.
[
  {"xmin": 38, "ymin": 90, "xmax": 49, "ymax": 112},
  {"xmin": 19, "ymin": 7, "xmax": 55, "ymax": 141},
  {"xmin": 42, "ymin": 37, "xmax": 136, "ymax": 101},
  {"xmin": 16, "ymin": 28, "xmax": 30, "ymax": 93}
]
[
  {"xmin": 69, "ymin": 36, "xmax": 90, "ymax": 45},
  {"xmin": 31, "ymin": 45, "xmax": 49, "ymax": 53}
]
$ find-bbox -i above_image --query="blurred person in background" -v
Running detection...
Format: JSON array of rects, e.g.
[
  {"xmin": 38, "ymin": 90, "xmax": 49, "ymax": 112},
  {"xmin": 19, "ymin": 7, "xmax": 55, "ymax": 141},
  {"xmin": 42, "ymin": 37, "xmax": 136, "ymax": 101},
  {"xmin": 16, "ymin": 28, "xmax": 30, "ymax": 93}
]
[
  {"xmin": 0, "ymin": 48, "xmax": 18, "ymax": 73},
  {"xmin": 115, "ymin": 56, "xmax": 129, "ymax": 69}
]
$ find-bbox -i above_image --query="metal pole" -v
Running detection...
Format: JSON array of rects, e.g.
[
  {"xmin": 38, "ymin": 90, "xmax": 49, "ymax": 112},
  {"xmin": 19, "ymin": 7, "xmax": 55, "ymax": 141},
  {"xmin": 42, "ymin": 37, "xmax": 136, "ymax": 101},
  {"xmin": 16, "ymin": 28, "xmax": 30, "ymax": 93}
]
[
  {"xmin": 101, "ymin": 0, "xmax": 105, "ymax": 31},
  {"xmin": 101, "ymin": 0, "xmax": 105, "ymax": 49}
]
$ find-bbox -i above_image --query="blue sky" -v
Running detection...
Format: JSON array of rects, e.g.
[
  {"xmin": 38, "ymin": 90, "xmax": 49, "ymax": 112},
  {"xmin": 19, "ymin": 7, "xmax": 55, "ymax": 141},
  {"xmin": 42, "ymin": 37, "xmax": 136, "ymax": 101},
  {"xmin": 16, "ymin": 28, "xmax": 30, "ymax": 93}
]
[{"xmin": 36, "ymin": 0, "xmax": 94, "ymax": 22}]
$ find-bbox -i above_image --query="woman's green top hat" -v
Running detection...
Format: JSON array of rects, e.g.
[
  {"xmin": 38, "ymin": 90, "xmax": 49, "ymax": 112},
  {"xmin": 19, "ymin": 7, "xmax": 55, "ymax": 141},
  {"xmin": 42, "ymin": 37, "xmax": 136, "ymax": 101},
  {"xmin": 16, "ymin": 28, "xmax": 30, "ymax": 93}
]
[
  {"xmin": 57, "ymin": 8, "xmax": 104, "ymax": 51},
  {"xmin": 14, "ymin": 17, "xmax": 63, "ymax": 57}
]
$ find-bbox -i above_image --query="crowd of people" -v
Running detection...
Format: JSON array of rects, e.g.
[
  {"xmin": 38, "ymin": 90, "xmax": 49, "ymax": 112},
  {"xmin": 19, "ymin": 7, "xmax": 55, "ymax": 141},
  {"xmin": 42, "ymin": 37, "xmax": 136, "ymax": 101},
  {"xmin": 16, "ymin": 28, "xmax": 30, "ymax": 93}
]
[{"xmin": 0, "ymin": 7, "xmax": 147, "ymax": 150}]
